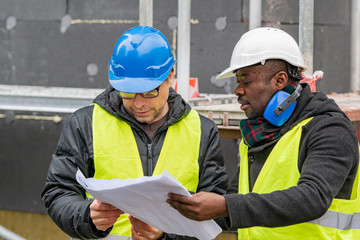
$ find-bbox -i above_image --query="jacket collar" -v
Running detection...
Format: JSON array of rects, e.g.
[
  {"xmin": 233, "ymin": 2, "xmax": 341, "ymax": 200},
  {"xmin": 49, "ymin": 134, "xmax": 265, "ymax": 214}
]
[{"xmin": 93, "ymin": 87, "xmax": 191, "ymax": 130}]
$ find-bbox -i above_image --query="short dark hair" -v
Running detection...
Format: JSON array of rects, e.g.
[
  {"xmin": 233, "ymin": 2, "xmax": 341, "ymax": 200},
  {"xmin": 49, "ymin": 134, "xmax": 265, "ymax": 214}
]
[
  {"xmin": 265, "ymin": 59, "xmax": 302, "ymax": 81},
  {"xmin": 286, "ymin": 62, "xmax": 302, "ymax": 81}
]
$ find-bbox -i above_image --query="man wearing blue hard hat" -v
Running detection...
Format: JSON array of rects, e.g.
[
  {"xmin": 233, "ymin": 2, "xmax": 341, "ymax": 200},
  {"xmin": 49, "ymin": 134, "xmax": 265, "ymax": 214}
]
[
  {"xmin": 167, "ymin": 27, "xmax": 360, "ymax": 239},
  {"xmin": 42, "ymin": 26, "xmax": 228, "ymax": 239}
]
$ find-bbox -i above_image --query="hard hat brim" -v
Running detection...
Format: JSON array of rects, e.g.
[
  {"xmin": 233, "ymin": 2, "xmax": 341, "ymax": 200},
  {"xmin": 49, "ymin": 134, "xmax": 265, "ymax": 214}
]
[
  {"xmin": 109, "ymin": 64, "xmax": 173, "ymax": 93},
  {"xmin": 216, "ymin": 65, "xmax": 240, "ymax": 79},
  {"xmin": 216, "ymin": 59, "xmax": 307, "ymax": 80}
]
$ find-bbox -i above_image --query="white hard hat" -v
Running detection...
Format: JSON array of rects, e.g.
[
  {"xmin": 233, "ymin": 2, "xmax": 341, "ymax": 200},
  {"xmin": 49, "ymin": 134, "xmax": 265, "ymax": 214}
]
[{"xmin": 217, "ymin": 27, "xmax": 307, "ymax": 79}]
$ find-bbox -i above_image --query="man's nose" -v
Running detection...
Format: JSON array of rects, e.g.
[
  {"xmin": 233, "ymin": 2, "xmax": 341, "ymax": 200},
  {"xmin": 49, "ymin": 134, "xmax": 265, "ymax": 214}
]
[
  {"xmin": 234, "ymin": 84, "xmax": 245, "ymax": 96},
  {"xmin": 133, "ymin": 94, "xmax": 146, "ymax": 108}
]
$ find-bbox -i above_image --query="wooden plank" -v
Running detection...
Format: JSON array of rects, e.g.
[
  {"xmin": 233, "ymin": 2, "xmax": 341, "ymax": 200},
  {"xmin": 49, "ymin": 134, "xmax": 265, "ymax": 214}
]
[
  {"xmin": 215, "ymin": 231, "xmax": 237, "ymax": 240},
  {"xmin": 218, "ymin": 126, "xmax": 242, "ymax": 139},
  {"xmin": 0, "ymin": 210, "xmax": 67, "ymax": 240}
]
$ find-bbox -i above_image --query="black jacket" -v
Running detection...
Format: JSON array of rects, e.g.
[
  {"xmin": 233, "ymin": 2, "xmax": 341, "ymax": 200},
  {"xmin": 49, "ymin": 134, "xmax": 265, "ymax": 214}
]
[
  {"xmin": 41, "ymin": 88, "xmax": 228, "ymax": 239},
  {"xmin": 225, "ymin": 83, "xmax": 359, "ymax": 229}
]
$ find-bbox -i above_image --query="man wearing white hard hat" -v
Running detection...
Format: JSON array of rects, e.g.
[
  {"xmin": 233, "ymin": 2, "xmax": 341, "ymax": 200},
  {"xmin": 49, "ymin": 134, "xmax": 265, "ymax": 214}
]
[
  {"xmin": 42, "ymin": 26, "xmax": 228, "ymax": 240},
  {"xmin": 168, "ymin": 27, "xmax": 360, "ymax": 239}
]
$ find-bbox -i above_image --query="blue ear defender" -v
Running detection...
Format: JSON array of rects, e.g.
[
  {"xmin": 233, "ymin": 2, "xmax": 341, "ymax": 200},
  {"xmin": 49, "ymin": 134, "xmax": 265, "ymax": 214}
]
[{"xmin": 264, "ymin": 84, "xmax": 303, "ymax": 127}]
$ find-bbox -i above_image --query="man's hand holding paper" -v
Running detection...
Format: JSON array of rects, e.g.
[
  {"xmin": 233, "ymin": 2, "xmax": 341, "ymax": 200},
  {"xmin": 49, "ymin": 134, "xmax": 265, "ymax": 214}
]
[
  {"xmin": 89, "ymin": 199, "xmax": 124, "ymax": 231},
  {"xmin": 76, "ymin": 169, "xmax": 222, "ymax": 240}
]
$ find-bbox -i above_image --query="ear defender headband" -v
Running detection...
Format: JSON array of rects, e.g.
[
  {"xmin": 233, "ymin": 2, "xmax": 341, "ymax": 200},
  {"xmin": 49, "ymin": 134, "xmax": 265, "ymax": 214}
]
[{"xmin": 264, "ymin": 84, "xmax": 303, "ymax": 127}]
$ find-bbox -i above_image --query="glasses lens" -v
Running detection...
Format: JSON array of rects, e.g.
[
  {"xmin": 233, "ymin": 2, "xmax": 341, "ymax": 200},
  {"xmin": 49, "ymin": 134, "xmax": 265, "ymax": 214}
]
[
  {"xmin": 141, "ymin": 89, "xmax": 159, "ymax": 98},
  {"xmin": 118, "ymin": 87, "xmax": 159, "ymax": 99},
  {"xmin": 118, "ymin": 92, "xmax": 136, "ymax": 99}
]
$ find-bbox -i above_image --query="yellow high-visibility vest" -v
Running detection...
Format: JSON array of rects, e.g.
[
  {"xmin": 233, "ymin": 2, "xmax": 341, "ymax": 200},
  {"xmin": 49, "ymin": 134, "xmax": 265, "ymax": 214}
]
[
  {"xmin": 91, "ymin": 104, "xmax": 201, "ymax": 237},
  {"xmin": 239, "ymin": 117, "xmax": 360, "ymax": 239}
]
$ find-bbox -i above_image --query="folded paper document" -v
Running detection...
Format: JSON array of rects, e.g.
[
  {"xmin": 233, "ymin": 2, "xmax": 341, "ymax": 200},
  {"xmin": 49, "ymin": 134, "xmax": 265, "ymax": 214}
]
[{"xmin": 76, "ymin": 169, "xmax": 222, "ymax": 240}]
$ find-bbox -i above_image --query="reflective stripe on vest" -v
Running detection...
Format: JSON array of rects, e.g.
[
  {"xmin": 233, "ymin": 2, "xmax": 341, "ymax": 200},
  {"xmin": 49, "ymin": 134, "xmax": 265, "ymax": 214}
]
[
  {"xmin": 238, "ymin": 117, "xmax": 360, "ymax": 240},
  {"xmin": 308, "ymin": 210, "xmax": 360, "ymax": 230},
  {"xmin": 92, "ymin": 104, "xmax": 201, "ymax": 237}
]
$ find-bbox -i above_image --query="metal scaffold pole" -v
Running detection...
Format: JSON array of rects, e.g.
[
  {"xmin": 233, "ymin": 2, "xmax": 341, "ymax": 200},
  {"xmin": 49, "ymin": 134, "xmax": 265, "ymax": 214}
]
[
  {"xmin": 299, "ymin": 0, "xmax": 314, "ymax": 76},
  {"xmin": 177, "ymin": 0, "xmax": 191, "ymax": 102},
  {"xmin": 139, "ymin": 0, "xmax": 153, "ymax": 26},
  {"xmin": 351, "ymin": 0, "xmax": 360, "ymax": 92},
  {"xmin": 249, "ymin": 0, "xmax": 262, "ymax": 30}
]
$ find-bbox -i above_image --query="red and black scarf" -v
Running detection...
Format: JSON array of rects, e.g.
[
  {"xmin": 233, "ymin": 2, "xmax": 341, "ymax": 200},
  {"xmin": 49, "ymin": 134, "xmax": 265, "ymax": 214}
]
[{"xmin": 239, "ymin": 82, "xmax": 299, "ymax": 147}]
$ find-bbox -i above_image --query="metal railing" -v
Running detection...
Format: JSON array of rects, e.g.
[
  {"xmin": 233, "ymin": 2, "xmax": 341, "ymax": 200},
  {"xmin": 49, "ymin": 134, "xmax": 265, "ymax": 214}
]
[{"xmin": 0, "ymin": 226, "xmax": 26, "ymax": 240}]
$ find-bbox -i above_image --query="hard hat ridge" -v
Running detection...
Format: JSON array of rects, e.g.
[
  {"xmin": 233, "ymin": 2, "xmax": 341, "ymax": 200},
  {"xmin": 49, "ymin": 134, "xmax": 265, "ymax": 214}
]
[
  {"xmin": 217, "ymin": 27, "xmax": 307, "ymax": 79},
  {"xmin": 109, "ymin": 26, "xmax": 175, "ymax": 93}
]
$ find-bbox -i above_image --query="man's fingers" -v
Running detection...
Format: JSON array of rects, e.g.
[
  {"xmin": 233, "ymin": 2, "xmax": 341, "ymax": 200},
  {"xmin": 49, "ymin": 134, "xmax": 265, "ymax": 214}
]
[
  {"xmin": 128, "ymin": 216, "xmax": 147, "ymax": 230},
  {"xmin": 131, "ymin": 225, "xmax": 145, "ymax": 240},
  {"xmin": 166, "ymin": 200, "xmax": 198, "ymax": 220},
  {"xmin": 95, "ymin": 225, "xmax": 112, "ymax": 231},
  {"xmin": 129, "ymin": 216, "xmax": 164, "ymax": 239},
  {"xmin": 166, "ymin": 193, "xmax": 197, "ymax": 211},
  {"xmin": 90, "ymin": 199, "xmax": 123, "ymax": 219},
  {"xmin": 168, "ymin": 192, "xmax": 228, "ymax": 221},
  {"xmin": 90, "ymin": 209, "xmax": 122, "ymax": 219},
  {"xmin": 166, "ymin": 196, "xmax": 186, "ymax": 211},
  {"xmin": 90, "ymin": 200, "xmax": 123, "ymax": 231},
  {"xmin": 92, "ymin": 216, "xmax": 119, "ymax": 231},
  {"xmin": 167, "ymin": 193, "xmax": 193, "ymax": 205},
  {"xmin": 129, "ymin": 216, "xmax": 153, "ymax": 232},
  {"xmin": 90, "ymin": 199, "xmax": 119, "ymax": 211}
]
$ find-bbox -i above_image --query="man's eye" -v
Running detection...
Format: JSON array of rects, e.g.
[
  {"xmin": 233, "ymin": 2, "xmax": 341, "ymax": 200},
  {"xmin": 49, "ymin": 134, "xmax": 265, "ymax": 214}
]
[
  {"xmin": 236, "ymin": 75, "xmax": 250, "ymax": 85},
  {"xmin": 237, "ymin": 80, "xmax": 250, "ymax": 85}
]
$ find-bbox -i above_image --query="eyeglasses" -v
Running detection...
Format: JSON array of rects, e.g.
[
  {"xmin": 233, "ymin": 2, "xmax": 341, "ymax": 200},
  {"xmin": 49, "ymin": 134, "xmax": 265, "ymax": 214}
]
[{"xmin": 118, "ymin": 86, "xmax": 160, "ymax": 99}]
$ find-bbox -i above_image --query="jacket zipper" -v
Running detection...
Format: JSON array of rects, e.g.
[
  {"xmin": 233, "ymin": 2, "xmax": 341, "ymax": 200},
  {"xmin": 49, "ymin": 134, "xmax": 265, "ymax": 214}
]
[{"xmin": 147, "ymin": 143, "xmax": 152, "ymax": 176}]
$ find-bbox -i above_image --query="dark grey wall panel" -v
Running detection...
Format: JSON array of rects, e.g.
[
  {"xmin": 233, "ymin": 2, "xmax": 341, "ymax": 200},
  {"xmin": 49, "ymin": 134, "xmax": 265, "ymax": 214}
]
[
  {"xmin": 190, "ymin": 0, "xmax": 244, "ymax": 94},
  {"xmin": 314, "ymin": 0, "xmax": 350, "ymax": 25},
  {"xmin": 243, "ymin": 0, "xmax": 299, "ymax": 24},
  {"xmin": 153, "ymin": 0, "xmax": 178, "ymax": 21},
  {"xmin": 0, "ymin": 0, "xmax": 66, "ymax": 20},
  {"xmin": 278, "ymin": 24, "xmax": 299, "ymax": 41},
  {"xmin": 190, "ymin": 22, "xmax": 248, "ymax": 94},
  {"xmin": 0, "ymin": 111, "xmax": 69, "ymax": 213},
  {"xmin": 0, "ymin": 21, "xmax": 12, "ymax": 84},
  {"xmin": 69, "ymin": 0, "xmax": 139, "ymax": 20},
  {"xmin": 313, "ymin": 25, "xmax": 351, "ymax": 93},
  {"xmin": 280, "ymin": 23, "xmax": 351, "ymax": 94},
  {"xmin": 11, "ymin": 20, "xmax": 139, "ymax": 88},
  {"xmin": 245, "ymin": 0, "xmax": 350, "ymax": 25},
  {"xmin": 192, "ymin": 0, "xmax": 243, "ymax": 22},
  {"xmin": 11, "ymin": 21, "xmax": 62, "ymax": 86}
]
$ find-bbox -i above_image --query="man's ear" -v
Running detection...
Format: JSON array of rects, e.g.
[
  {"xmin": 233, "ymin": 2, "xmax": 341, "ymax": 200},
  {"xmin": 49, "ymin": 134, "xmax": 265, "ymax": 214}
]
[
  {"xmin": 167, "ymin": 70, "xmax": 174, "ymax": 88},
  {"xmin": 272, "ymin": 71, "xmax": 289, "ymax": 91}
]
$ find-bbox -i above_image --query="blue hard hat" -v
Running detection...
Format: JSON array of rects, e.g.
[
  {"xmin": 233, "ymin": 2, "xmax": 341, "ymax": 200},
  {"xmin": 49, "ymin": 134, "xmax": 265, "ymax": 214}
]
[{"xmin": 109, "ymin": 26, "xmax": 175, "ymax": 93}]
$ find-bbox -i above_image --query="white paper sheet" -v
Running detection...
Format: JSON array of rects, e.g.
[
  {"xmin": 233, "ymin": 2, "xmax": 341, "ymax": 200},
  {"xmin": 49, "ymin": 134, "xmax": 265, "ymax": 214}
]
[{"xmin": 76, "ymin": 169, "xmax": 222, "ymax": 240}]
